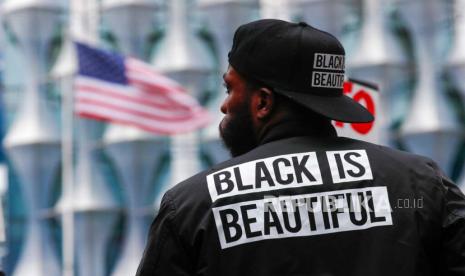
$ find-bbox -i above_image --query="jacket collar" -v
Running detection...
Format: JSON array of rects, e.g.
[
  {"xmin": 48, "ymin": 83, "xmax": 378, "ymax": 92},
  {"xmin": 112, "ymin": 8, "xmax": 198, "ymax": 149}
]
[{"xmin": 258, "ymin": 119, "xmax": 337, "ymax": 146}]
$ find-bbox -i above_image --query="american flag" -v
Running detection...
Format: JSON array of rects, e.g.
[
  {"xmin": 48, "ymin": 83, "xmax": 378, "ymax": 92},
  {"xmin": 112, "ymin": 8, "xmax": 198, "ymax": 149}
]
[{"xmin": 74, "ymin": 42, "xmax": 211, "ymax": 134}]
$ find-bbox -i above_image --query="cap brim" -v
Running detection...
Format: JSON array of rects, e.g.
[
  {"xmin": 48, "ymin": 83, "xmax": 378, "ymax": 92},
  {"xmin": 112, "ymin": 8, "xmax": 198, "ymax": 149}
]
[{"xmin": 274, "ymin": 89, "xmax": 374, "ymax": 123}]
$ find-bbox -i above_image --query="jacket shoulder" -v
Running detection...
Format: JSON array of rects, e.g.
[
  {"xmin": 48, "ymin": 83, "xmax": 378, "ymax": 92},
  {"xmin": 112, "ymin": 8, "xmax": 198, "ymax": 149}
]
[
  {"xmin": 344, "ymin": 137, "xmax": 441, "ymax": 171},
  {"xmin": 165, "ymin": 170, "xmax": 212, "ymax": 207}
]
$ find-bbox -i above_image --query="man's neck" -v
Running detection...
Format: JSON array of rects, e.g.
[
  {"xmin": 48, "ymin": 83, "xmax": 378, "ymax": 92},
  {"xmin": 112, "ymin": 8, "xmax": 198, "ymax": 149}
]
[{"xmin": 257, "ymin": 118, "xmax": 337, "ymax": 146}]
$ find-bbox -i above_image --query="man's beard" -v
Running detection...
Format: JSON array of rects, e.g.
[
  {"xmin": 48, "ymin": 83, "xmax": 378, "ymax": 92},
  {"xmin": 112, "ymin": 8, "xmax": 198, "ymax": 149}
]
[{"xmin": 219, "ymin": 105, "xmax": 258, "ymax": 157}]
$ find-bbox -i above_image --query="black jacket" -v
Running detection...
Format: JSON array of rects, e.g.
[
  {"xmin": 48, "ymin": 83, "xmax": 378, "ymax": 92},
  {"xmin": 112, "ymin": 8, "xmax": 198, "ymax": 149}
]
[{"xmin": 137, "ymin": 122, "xmax": 465, "ymax": 276}]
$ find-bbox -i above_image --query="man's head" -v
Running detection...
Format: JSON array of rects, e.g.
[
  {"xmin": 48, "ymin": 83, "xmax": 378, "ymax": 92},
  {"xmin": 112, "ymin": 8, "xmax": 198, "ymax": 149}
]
[
  {"xmin": 219, "ymin": 66, "xmax": 275, "ymax": 157},
  {"xmin": 219, "ymin": 66, "xmax": 331, "ymax": 157},
  {"xmin": 219, "ymin": 19, "xmax": 374, "ymax": 157}
]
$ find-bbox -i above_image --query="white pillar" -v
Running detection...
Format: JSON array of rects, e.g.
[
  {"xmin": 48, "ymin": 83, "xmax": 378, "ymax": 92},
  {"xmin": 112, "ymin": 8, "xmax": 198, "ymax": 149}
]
[
  {"xmin": 2, "ymin": 1, "xmax": 62, "ymax": 275},
  {"xmin": 399, "ymin": 0, "xmax": 461, "ymax": 176},
  {"xmin": 151, "ymin": 0, "xmax": 215, "ymax": 207},
  {"xmin": 101, "ymin": 1, "xmax": 166, "ymax": 275},
  {"xmin": 348, "ymin": 0, "xmax": 409, "ymax": 145}
]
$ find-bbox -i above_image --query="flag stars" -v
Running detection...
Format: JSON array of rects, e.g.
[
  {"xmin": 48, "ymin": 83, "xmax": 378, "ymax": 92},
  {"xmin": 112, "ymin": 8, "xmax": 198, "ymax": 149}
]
[{"xmin": 76, "ymin": 42, "xmax": 128, "ymax": 85}]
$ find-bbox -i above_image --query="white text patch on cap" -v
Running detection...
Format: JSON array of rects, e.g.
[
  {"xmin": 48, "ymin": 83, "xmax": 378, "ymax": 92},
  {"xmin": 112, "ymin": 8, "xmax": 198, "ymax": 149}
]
[
  {"xmin": 313, "ymin": 53, "xmax": 345, "ymax": 70},
  {"xmin": 311, "ymin": 71, "xmax": 344, "ymax": 89}
]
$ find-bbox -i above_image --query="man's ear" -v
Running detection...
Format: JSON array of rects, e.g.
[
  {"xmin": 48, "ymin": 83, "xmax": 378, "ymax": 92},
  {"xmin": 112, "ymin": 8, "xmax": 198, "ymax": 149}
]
[{"xmin": 253, "ymin": 87, "xmax": 275, "ymax": 120}]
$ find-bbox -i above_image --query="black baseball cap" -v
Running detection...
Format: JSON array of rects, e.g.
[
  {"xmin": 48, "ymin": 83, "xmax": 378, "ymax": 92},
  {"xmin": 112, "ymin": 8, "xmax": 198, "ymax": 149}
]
[{"xmin": 228, "ymin": 19, "xmax": 374, "ymax": 123}]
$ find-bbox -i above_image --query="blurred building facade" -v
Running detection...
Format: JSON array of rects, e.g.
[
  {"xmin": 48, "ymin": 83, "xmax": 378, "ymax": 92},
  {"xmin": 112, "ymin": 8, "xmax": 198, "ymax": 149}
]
[{"xmin": 0, "ymin": 0, "xmax": 463, "ymax": 275}]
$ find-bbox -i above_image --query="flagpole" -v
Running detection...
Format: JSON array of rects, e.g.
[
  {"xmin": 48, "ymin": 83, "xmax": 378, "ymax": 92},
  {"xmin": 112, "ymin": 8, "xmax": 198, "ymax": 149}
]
[{"xmin": 61, "ymin": 68, "xmax": 75, "ymax": 276}]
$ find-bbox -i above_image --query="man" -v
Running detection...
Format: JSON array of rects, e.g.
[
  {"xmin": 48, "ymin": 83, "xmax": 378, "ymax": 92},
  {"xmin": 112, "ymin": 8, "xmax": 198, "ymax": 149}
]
[{"xmin": 137, "ymin": 19, "xmax": 465, "ymax": 275}]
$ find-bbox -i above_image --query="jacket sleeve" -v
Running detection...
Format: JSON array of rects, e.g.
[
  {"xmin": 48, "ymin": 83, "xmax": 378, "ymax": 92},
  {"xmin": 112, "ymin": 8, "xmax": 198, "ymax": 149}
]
[
  {"xmin": 439, "ymin": 173, "xmax": 465, "ymax": 275},
  {"xmin": 136, "ymin": 191, "xmax": 193, "ymax": 276}
]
